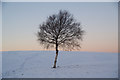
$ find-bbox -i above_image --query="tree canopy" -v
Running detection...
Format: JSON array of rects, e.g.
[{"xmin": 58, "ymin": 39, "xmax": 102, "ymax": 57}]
[{"xmin": 37, "ymin": 10, "xmax": 84, "ymax": 51}]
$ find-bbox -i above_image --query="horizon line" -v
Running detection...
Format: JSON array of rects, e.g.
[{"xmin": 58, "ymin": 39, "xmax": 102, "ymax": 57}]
[{"xmin": 0, "ymin": 50, "xmax": 118, "ymax": 53}]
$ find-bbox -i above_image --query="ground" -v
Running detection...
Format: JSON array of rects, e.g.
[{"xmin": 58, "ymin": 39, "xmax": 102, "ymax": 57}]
[{"xmin": 2, "ymin": 51, "xmax": 118, "ymax": 78}]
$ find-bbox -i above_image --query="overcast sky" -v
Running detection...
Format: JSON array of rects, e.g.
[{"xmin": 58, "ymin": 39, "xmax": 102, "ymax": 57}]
[{"xmin": 2, "ymin": 2, "xmax": 118, "ymax": 53}]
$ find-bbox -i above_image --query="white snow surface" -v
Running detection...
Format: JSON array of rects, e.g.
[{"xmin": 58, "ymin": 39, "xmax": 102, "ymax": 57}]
[
  {"xmin": 0, "ymin": 52, "xmax": 2, "ymax": 79},
  {"xmin": 2, "ymin": 51, "xmax": 118, "ymax": 78}
]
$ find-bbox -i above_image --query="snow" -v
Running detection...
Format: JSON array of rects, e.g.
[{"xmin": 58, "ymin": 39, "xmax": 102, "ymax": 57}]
[
  {"xmin": 2, "ymin": 51, "xmax": 118, "ymax": 78},
  {"xmin": 0, "ymin": 52, "xmax": 2, "ymax": 79}
]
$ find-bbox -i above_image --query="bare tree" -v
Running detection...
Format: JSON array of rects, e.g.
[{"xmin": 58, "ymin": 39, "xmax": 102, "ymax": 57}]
[{"xmin": 37, "ymin": 10, "xmax": 84, "ymax": 68}]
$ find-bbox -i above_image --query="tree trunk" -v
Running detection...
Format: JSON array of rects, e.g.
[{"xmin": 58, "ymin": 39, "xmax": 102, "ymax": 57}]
[{"xmin": 53, "ymin": 43, "xmax": 58, "ymax": 68}]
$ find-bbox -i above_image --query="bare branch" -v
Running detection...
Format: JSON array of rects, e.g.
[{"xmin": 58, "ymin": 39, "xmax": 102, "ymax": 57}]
[{"xmin": 37, "ymin": 10, "xmax": 85, "ymax": 50}]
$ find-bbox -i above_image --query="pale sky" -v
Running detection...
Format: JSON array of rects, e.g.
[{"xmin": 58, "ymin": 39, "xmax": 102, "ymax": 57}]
[{"xmin": 2, "ymin": 2, "xmax": 118, "ymax": 53}]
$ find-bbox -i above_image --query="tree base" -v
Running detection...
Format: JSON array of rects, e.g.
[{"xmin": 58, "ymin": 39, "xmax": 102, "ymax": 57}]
[
  {"xmin": 52, "ymin": 66, "xmax": 56, "ymax": 68},
  {"xmin": 52, "ymin": 66, "xmax": 60, "ymax": 68}
]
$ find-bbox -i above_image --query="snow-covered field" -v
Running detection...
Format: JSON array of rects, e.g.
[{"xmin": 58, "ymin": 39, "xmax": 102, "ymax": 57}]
[{"xmin": 2, "ymin": 51, "xmax": 118, "ymax": 78}]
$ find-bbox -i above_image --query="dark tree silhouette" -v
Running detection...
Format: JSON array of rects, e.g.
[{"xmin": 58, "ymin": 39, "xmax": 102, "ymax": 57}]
[{"xmin": 37, "ymin": 10, "xmax": 84, "ymax": 68}]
